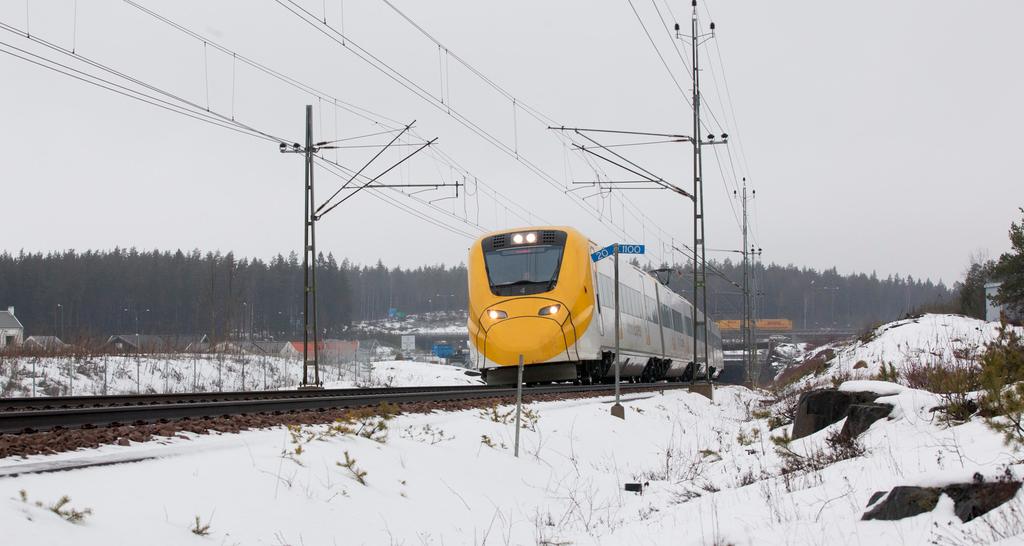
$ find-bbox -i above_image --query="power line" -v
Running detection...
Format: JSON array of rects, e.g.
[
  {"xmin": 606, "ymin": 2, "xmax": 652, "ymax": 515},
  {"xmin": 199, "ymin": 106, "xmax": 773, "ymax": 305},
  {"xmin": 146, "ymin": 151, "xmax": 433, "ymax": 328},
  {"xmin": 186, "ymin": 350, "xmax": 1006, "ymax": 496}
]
[
  {"xmin": 0, "ymin": 38, "xmax": 282, "ymax": 144},
  {"xmin": 125, "ymin": 0, "xmax": 551, "ymax": 239},
  {"xmin": 277, "ymin": 0, "xmax": 672, "ymax": 252},
  {"xmin": 0, "ymin": 20, "xmax": 287, "ymax": 143}
]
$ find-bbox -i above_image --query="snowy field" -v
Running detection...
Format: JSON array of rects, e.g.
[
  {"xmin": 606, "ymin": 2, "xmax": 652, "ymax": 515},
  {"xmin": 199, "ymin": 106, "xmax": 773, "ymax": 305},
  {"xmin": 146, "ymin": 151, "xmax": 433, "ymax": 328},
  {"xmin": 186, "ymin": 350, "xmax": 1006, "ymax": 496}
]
[
  {"xmin": 0, "ymin": 356, "xmax": 480, "ymax": 398},
  {"xmin": 2, "ymin": 381, "xmax": 1023, "ymax": 545}
]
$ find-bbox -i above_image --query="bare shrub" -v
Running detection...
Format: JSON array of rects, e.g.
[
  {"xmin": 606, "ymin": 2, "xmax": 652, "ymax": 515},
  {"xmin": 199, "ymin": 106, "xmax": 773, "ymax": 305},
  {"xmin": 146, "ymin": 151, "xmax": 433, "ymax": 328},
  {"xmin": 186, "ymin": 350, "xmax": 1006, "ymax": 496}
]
[
  {"xmin": 772, "ymin": 429, "xmax": 866, "ymax": 476},
  {"xmin": 903, "ymin": 360, "xmax": 980, "ymax": 422},
  {"xmin": 191, "ymin": 515, "xmax": 212, "ymax": 536},
  {"xmin": 337, "ymin": 451, "xmax": 368, "ymax": 485},
  {"xmin": 19, "ymin": 491, "xmax": 93, "ymax": 524}
]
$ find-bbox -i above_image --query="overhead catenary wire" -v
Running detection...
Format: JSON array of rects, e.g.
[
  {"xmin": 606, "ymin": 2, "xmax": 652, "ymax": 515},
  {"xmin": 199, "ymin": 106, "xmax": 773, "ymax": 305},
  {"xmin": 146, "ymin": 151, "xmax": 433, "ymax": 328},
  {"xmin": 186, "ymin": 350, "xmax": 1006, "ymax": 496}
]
[
  {"xmin": 0, "ymin": 38, "xmax": 283, "ymax": 144},
  {"xmin": 123, "ymin": 0, "xmax": 549, "ymax": 238},
  {"xmin": 277, "ymin": 0, "xmax": 665, "ymax": 251},
  {"xmin": 0, "ymin": 10, "xmax": 487, "ymax": 247},
  {"xmin": 0, "ymin": 19, "xmax": 287, "ymax": 143},
  {"xmin": 372, "ymin": 0, "xmax": 687, "ymax": 258}
]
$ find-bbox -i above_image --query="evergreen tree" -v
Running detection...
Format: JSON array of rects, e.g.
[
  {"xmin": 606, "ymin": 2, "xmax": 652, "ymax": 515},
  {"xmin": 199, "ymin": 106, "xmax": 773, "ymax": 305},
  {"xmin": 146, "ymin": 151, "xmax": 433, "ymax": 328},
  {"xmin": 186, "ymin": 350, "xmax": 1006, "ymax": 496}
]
[{"xmin": 992, "ymin": 208, "xmax": 1024, "ymax": 316}]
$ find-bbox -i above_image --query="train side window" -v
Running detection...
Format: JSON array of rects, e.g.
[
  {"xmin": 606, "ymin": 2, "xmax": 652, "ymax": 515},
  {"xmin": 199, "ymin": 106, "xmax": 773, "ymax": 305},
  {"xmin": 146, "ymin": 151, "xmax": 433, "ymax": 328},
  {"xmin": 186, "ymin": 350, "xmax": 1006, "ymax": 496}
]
[
  {"xmin": 661, "ymin": 304, "xmax": 671, "ymax": 328},
  {"xmin": 671, "ymin": 309, "xmax": 684, "ymax": 333},
  {"xmin": 598, "ymin": 274, "xmax": 613, "ymax": 307},
  {"xmin": 646, "ymin": 297, "xmax": 658, "ymax": 323}
]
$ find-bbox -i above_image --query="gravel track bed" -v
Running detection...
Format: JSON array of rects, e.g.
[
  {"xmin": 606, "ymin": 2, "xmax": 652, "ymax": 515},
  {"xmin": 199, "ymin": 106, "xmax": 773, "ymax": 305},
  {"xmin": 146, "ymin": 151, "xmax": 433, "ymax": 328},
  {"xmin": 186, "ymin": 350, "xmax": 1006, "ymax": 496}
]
[{"xmin": 0, "ymin": 386, "xmax": 671, "ymax": 459}]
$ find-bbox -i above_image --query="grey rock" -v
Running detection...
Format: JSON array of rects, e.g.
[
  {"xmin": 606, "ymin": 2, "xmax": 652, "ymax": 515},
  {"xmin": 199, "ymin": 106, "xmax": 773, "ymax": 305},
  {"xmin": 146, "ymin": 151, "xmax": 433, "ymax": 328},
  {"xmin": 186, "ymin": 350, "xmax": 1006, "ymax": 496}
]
[
  {"xmin": 861, "ymin": 486, "xmax": 941, "ymax": 521},
  {"xmin": 862, "ymin": 481, "xmax": 1022, "ymax": 522},
  {"xmin": 944, "ymin": 481, "xmax": 1022, "ymax": 523},
  {"xmin": 866, "ymin": 491, "xmax": 887, "ymax": 506},
  {"xmin": 792, "ymin": 389, "xmax": 879, "ymax": 440},
  {"xmin": 840, "ymin": 403, "xmax": 893, "ymax": 439}
]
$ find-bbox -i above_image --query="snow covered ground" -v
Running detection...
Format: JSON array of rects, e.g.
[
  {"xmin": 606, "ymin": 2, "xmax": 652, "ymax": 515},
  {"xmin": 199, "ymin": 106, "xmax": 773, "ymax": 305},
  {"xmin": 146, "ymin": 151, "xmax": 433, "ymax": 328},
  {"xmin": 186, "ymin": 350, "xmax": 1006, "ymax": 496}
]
[
  {"xmin": 321, "ymin": 360, "xmax": 483, "ymax": 389},
  {"xmin": 0, "ymin": 356, "xmax": 480, "ymax": 398},
  {"xmin": 2, "ymin": 381, "xmax": 1023, "ymax": 544},
  {"xmin": 777, "ymin": 314, "xmax": 1024, "ymax": 388}
]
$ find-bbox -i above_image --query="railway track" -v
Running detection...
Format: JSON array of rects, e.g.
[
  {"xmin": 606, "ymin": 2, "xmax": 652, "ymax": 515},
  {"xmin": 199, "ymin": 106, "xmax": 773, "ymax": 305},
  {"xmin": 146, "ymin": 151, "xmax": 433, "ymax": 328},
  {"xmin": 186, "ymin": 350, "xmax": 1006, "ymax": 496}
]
[{"xmin": 0, "ymin": 382, "xmax": 690, "ymax": 435}]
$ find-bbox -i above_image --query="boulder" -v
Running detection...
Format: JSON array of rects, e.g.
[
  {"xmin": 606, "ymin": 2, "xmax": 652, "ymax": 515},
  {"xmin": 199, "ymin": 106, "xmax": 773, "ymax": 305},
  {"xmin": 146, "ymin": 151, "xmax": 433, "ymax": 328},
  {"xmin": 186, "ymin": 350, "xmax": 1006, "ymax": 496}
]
[
  {"xmin": 861, "ymin": 486, "xmax": 941, "ymax": 521},
  {"xmin": 840, "ymin": 403, "xmax": 893, "ymax": 439},
  {"xmin": 792, "ymin": 389, "xmax": 879, "ymax": 440},
  {"xmin": 944, "ymin": 481, "xmax": 1022, "ymax": 522},
  {"xmin": 862, "ymin": 481, "xmax": 1022, "ymax": 522}
]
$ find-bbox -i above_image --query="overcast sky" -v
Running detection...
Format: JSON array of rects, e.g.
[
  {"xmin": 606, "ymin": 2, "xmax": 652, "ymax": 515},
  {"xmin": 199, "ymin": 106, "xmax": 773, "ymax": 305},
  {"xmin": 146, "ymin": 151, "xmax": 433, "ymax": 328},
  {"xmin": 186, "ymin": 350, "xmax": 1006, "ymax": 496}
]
[{"xmin": 2, "ymin": 0, "xmax": 1022, "ymax": 285}]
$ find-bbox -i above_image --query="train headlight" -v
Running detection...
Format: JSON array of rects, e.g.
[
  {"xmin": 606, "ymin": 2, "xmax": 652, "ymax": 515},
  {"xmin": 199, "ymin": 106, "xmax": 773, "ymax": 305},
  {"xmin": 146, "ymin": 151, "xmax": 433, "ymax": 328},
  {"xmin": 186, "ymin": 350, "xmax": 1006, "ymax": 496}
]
[
  {"xmin": 538, "ymin": 304, "xmax": 560, "ymax": 316},
  {"xmin": 525, "ymin": 232, "xmax": 537, "ymax": 244},
  {"xmin": 512, "ymin": 233, "xmax": 524, "ymax": 244},
  {"xmin": 488, "ymin": 309, "xmax": 508, "ymax": 320}
]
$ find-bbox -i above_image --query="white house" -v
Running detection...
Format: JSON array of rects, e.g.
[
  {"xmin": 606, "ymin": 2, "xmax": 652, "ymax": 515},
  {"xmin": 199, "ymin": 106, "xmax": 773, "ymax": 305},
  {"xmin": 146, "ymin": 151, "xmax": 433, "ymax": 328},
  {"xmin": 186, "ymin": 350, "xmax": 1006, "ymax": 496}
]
[
  {"xmin": 986, "ymin": 281, "xmax": 1022, "ymax": 323},
  {"xmin": 0, "ymin": 306, "xmax": 25, "ymax": 349}
]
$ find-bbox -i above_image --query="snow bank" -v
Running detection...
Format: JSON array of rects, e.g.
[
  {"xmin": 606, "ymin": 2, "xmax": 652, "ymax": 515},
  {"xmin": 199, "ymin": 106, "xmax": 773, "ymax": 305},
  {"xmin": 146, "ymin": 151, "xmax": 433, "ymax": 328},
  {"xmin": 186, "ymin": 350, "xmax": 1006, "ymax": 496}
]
[
  {"xmin": 783, "ymin": 314, "xmax": 1023, "ymax": 389},
  {"xmin": 838, "ymin": 379, "xmax": 908, "ymax": 396}
]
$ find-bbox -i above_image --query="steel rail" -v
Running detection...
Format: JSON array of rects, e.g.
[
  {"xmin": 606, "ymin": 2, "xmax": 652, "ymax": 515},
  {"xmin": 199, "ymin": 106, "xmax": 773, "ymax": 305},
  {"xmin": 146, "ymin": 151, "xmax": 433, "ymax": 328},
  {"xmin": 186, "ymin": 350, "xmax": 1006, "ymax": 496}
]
[
  {"xmin": 0, "ymin": 383, "xmax": 687, "ymax": 435},
  {"xmin": 0, "ymin": 384, "xmax": 501, "ymax": 411}
]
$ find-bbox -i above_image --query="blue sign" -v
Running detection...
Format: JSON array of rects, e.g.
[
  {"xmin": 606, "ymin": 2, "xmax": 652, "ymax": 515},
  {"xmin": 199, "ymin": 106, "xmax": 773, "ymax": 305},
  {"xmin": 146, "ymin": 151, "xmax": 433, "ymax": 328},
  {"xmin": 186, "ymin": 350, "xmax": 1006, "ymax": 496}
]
[
  {"xmin": 432, "ymin": 343, "xmax": 454, "ymax": 358},
  {"xmin": 591, "ymin": 244, "xmax": 645, "ymax": 262}
]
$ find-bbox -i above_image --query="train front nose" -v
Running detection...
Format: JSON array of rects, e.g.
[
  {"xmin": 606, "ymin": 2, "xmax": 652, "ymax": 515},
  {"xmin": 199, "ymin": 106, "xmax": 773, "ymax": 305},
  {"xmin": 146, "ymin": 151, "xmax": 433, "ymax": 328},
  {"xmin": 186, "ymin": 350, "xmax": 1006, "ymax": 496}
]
[
  {"xmin": 482, "ymin": 299, "xmax": 571, "ymax": 366},
  {"xmin": 486, "ymin": 317, "xmax": 566, "ymax": 365}
]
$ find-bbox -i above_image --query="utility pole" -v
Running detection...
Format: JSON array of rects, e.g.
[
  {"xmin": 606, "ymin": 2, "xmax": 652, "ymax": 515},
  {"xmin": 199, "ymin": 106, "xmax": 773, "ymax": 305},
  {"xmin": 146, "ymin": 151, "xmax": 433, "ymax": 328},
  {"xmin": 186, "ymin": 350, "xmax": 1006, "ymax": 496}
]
[
  {"xmin": 303, "ymin": 105, "xmax": 321, "ymax": 389},
  {"xmin": 281, "ymin": 106, "xmax": 322, "ymax": 389},
  {"xmin": 611, "ymin": 243, "xmax": 624, "ymax": 419},
  {"xmin": 279, "ymin": 109, "xmax": 448, "ymax": 389},
  {"xmin": 740, "ymin": 180, "xmax": 751, "ymax": 388},
  {"xmin": 677, "ymin": 0, "xmax": 716, "ymax": 392}
]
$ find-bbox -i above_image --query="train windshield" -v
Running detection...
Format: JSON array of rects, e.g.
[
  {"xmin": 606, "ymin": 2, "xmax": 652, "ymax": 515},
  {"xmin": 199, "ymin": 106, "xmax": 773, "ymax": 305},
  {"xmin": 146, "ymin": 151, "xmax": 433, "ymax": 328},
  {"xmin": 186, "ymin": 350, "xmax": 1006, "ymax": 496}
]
[{"xmin": 484, "ymin": 245, "xmax": 564, "ymax": 296}]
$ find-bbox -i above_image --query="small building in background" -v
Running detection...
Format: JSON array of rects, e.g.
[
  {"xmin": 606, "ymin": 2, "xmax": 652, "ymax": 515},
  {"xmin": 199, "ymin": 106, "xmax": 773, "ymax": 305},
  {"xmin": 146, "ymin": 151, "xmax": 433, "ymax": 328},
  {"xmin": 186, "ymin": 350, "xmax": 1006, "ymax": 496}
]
[
  {"xmin": 23, "ymin": 335, "xmax": 68, "ymax": 352},
  {"xmin": 281, "ymin": 340, "xmax": 359, "ymax": 364},
  {"xmin": 986, "ymin": 281, "xmax": 1022, "ymax": 323},
  {"xmin": 0, "ymin": 306, "xmax": 24, "ymax": 349},
  {"xmin": 104, "ymin": 334, "xmax": 167, "ymax": 353},
  {"xmin": 103, "ymin": 334, "xmax": 208, "ymax": 353}
]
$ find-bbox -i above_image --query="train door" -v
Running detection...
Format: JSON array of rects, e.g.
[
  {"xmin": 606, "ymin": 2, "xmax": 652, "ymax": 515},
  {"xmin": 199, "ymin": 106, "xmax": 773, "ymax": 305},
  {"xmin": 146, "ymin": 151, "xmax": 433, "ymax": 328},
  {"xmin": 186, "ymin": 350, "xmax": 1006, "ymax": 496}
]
[
  {"xmin": 591, "ymin": 257, "xmax": 605, "ymax": 336},
  {"xmin": 654, "ymin": 283, "xmax": 666, "ymax": 357},
  {"xmin": 639, "ymin": 276, "xmax": 652, "ymax": 346}
]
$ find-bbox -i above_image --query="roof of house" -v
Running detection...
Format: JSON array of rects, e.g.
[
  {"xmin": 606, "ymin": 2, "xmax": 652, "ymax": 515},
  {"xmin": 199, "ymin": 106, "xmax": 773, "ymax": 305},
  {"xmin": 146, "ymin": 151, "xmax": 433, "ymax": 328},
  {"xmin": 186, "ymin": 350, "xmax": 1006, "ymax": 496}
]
[
  {"xmin": 285, "ymin": 340, "xmax": 359, "ymax": 355},
  {"xmin": 104, "ymin": 331, "xmax": 166, "ymax": 348},
  {"xmin": 0, "ymin": 310, "xmax": 24, "ymax": 330},
  {"xmin": 24, "ymin": 336, "xmax": 67, "ymax": 349}
]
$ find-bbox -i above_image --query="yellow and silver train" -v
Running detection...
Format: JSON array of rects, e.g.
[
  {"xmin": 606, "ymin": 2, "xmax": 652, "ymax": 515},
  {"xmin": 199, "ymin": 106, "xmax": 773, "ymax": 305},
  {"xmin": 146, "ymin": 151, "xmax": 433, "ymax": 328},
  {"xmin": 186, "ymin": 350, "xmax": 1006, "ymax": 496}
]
[{"xmin": 467, "ymin": 226, "xmax": 723, "ymax": 385}]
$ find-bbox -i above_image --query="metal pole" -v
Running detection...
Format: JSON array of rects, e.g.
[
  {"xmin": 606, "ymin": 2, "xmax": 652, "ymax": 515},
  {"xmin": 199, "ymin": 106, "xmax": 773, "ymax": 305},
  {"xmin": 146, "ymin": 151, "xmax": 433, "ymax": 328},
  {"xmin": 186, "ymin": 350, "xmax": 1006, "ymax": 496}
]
[
  {"xmin": 299, "ymin": 104, "xmax": 321, "ymax": 389},
  {"xmin": 611, "ymin": 244, "xmax": 624, "ymax": 419},
  {"xmin": 514, "ymin": 354, "xmax": 524, "ymax": 457},
  {"xmin": 741, "ymin": 181, "xmax": 750, "ymax": 387},
  {"xmin": 309, "ymin": 106, "xmax": 321, "ymax": 388},
  {"xmin": 301, "ymin": 105, "xmax": 311, "ymax": 387},
  {"xmin": 690, "ymin": 1, "xmax": 702, "ymax": 388}
]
